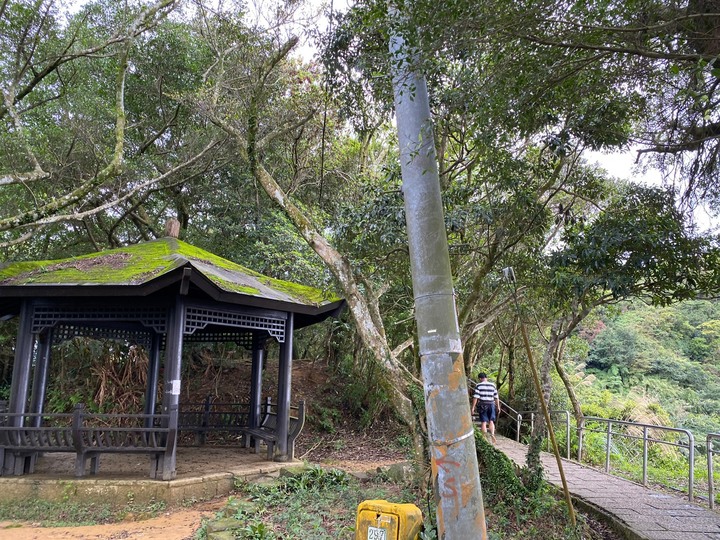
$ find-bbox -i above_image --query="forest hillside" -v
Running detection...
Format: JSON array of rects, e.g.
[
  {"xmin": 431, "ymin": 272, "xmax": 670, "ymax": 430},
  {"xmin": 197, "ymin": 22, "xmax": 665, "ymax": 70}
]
[{"xmin": 563, "ymin": 299, "xmax": 720, "ymax": 438}]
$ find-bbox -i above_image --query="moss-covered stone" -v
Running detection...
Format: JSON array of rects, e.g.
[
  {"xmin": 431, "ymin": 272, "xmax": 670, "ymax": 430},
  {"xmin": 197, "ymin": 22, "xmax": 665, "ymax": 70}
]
[
  {"xmin": 0, "ymin": 237, "xmax": 340, "ymax": 306},
  {"xmin": 278, "ymin": 464, "xmax": 310, "ymax": 478},
  {"xmin": 207, "ymin": 530, "xmax": 237, "ymax": 540},
  {"xmin": 377, "ymin": 461, "xmax": 415, "ymax": 484},
  {"xmin": 220, "ymin": 497, "xmax": 258, "ymax": 518},
  {"xmin": 205, "ymin": 517, "xmax": 244, "ymax": 533}
]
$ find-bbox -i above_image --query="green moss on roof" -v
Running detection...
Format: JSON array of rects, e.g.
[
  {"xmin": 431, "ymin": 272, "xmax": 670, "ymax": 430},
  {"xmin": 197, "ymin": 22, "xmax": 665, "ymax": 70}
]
[
  {"xmin": 0, "ymin": 238, "xmax": 340, "ymax": 307},
  {"xmin": 0, "ymin": 241, "xmax": 177, "ymax": 285},
  {"xmin": 205, "ymin": 274, "xmax": 261, "ymax": 296},
  {"xmin": 258, "ymin": 275, "xmax": 332, "ymax": 305}
]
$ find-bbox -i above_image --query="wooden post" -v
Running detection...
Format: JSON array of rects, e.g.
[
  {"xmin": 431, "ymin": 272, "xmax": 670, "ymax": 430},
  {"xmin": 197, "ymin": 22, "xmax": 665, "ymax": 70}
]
[
  {"xmin": 200, "ymin": 395, "xmax": 212, "ymax": 445},
  {"xmin": 3, "ymin": 301, "xmax": 36, "ymax": 475},
  {"xmin": 249, "ymin": 335, "xmax": 265, "ymax": 430},
  {"xmin": 144, "ymin": 333, "xmax": 162, "ymax": 428},
  {"xmin": 158, "ymin": 405, "xmax": 178, "ymax": 479},
  {"xmin": 29, "ymin": 328, "xmax": 53, "ymax": 427},
  {"xmin": 158, "ymin": 298, "xmax": 184, "ymax": 480},
  {"xmin": 276, "ymin": 313, "xmax": 294, "ymax": 460},
  {"xmin": 72, "ymin": 403, "xmax": 86, "ymax": 476}
]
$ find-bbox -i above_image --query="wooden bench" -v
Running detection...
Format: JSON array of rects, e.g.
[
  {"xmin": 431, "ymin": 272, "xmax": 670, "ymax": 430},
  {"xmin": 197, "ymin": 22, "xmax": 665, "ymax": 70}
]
[
  {"xmin": 0, "ymin": 403, "xmax": 174, "ymax": 478},
  {"xmin": 243, "ymin": 400, "xmax": 305, "ymax": 460},
  {"xmin": 178, "ymin": 398, "xmax": 250, "ymax": 445}
]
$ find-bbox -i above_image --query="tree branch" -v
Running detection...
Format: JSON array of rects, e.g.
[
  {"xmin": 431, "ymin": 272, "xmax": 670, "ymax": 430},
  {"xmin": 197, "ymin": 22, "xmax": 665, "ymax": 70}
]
[
  {"xmin": 28, "ymin": 139, "xmax": 222, "ymax": 228},
  {"xmin": 0, "ymin": 0, "xmax": 179, "ymax": 120}
]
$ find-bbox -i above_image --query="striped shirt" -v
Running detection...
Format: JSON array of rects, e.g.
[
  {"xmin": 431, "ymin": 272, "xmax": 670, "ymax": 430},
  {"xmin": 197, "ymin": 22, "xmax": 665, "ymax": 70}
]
[{"xmin": 473, "ymin": 380, "xmax": 498, "ymax": 402}]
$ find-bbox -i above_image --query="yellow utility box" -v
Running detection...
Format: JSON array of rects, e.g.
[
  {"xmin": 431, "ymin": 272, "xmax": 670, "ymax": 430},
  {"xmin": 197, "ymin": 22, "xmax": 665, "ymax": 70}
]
[{"xmin": 355, "ymin": 499, "xmax": 423, "ymax": 540}]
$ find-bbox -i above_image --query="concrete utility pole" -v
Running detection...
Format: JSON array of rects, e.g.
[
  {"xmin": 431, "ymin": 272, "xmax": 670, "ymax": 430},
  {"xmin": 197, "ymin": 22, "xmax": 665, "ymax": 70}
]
[{"xmin": 388, "ymin": 16, "xmax": 488, "ymax": 540}]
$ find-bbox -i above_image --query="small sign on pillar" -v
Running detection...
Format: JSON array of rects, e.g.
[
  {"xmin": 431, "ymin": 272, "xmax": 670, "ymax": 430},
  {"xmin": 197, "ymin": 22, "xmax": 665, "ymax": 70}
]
[{"xmin": 355, "ymin": 500, "xmax": 423, "ymax": 540}]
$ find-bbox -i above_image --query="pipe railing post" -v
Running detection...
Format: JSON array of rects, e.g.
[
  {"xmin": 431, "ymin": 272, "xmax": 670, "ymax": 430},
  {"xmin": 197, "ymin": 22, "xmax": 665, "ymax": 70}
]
[
  {"xmin": 709, "ymin": 434, "xmax": 717, "ymax": 510},
  {"xmin": 565, "ymin": 411, "xmax": 571, "ymax": 459},
  {"xmin": 578, "ymin": 418, "xmax": 584, "ymax": 462},
  {"xmin": 687, "ymin": 430, "xmax": 695, "ymax": 502},
  {"xmin": 605, "ymin": 421, "xmax": 612, "ymax": 473},
  {"xmin": 642, "ymin": 425, "xmax": 648, "ymax": 487}
]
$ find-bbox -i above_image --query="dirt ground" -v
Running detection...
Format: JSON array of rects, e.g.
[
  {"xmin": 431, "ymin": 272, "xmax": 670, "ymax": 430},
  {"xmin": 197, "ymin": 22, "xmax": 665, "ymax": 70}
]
[{"xmin": 0, "ymin": 499, "xmax": 227, "ymax": 540}]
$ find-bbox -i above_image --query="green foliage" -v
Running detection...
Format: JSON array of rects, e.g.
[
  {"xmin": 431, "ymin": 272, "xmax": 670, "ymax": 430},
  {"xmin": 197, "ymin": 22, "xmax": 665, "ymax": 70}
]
[
  {"xmin": 0, "ymin": 500, "xmax": 112, "ymax": 527},
  {"xmin": 236, "ymin": 521, "xmax": 275, "ymax": 539},
  {"xmin": 312, "ymin": 405, "xmax": 343, "ymax": 434},
  {"xmin": 315, "ymin": 341, "xmax": 397, "ymax": 429},
  {"xmin": 475, "ymin": 430, "xmax": 541, "ymax": 505},
  {"xmin": 194, "ymin": 451, "xmax": 613, "ymax": 540},
  {"xmin": 475, "ymin": 430, "xmax": 604, "ymax": 538},
  {"xmin": 394, "ymin": 433, "xmax": 414, "ymax": 451},
  {"xmin": 577, "ymin": 299, "xmax": 720, "ymax": 437},
  {"xmin": 204, "ymin": 466, "xmax": 396, "ymax": 539},
  {"xmin": 551, "ymin": 185, "xmax": 716, "ymax": 307},
  {"xmin": 405, "ymin": 0, "xmax": 720, "ymax": 198},
  {"xmin": 242, "ymin": 466, "xmax": 351, "ymax": 504}
]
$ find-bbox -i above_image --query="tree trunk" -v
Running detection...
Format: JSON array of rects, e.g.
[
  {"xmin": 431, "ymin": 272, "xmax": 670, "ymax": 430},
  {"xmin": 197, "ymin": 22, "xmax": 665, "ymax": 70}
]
[
  {"xmin": 552, "ymin": 338, "xmax": 584, "ymax": 429},
  {"xmin": 251, "ymin": 162, "xmax": 425, "ymax": 456},
  {"xmin": 527, "ymin": 320, "xmax": 562, "ymax": 472},
  {"xmin": 508, "ymin": 346, "xmax": 516, "ymax": 401},
  {"xmin": 198, "ymin": 32, "xmax": 429, "ymax": 470}
]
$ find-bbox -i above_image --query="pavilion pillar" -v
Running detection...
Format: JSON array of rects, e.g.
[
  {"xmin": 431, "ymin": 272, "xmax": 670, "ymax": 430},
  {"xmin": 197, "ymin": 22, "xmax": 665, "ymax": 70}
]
[
  {"xmin": 144, "ymin": 332, "xmax": 162, "ymax": 427},
  {"xmin": 29, "ymin": 328, "xmax": 53, "ymax": 427},
  {"xmin": 275, "ymin": 313, "xmax": 294, "ymax": 460},
  {"xmin": 249, "ymin": 335, "xmax": 265, "ymax": 430},
  {"xmin": 3, "ymin": 300, "xmax": 36, "ymax": 475},
  {"xmin": 157, "ymin": 298, "xmax": 185, "ymax": 480}
]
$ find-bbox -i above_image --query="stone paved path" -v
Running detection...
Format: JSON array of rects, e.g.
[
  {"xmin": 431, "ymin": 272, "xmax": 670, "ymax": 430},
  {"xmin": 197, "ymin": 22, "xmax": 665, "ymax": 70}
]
[{"xmin": 494, "ymin": 435, "xmax": 720, "ymax": 540}]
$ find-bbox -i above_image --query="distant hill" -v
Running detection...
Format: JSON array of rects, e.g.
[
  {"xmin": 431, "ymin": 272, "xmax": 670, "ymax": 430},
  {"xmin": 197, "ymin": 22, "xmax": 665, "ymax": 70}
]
[{"xmin": 572, "ymin": 299, "xmax": 720, "ymax": 437}]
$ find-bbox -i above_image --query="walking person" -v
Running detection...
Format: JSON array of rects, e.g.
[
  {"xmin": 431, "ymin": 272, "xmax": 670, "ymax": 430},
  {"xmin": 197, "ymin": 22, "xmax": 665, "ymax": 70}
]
[{"xmin": 472, "ymin": 372, "xmax": 500, "ymax": 443}]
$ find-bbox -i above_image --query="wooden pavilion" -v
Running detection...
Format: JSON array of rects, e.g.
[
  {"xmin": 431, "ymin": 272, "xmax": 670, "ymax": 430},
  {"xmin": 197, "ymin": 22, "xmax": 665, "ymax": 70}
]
[{"xmin": 0, "ymin": 232, "xmax": 344, "ymax": 479}]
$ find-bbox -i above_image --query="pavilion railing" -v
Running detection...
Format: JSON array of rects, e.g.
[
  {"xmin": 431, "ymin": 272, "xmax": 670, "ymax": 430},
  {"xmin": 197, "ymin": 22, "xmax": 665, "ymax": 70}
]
[
  {"xmin": 709, "ymin": 433, "xmax": 720, "ymax": 510},
  {"xmin": 0, "ymin": 403, "xmax": 174, "ymax": 478},
  {"xmin": 177, "ymin": 396, "xmax": 252, "ymax": 445}
]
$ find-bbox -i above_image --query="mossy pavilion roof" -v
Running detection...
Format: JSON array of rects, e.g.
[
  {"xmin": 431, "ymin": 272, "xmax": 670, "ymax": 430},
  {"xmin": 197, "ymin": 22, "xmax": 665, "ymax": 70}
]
[{"xmin": 0, "ymin": 237, "xmax": 344, "ymax": 328}]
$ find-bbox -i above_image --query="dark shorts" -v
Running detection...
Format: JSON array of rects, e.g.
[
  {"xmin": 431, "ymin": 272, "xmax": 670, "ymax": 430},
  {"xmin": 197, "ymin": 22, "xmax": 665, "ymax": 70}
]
[{"xmin": 477, "ymin": 402, "xmax": 496, "ymax": 423}]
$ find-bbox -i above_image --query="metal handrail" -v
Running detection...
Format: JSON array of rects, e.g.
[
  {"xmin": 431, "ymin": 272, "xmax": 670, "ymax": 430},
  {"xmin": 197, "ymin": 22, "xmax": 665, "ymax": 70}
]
[
  {"xmin": 518, "ymin": 409, "xmax": 572, "ymax": 459},
  {"xmin": 498, "ymin": 400, "xmax": 522, "ymax": 442},
  {"xmin": 709, "ymin": 433, "xmax": 720, "ymax": 510},
  {"xmin": 579, "ymin": 416, "xmax": 696, "ymax": 501},
  {"xmin": 478, "ymin": 397, "xmax": 715, "ymax": 507},
  {"xmin": 468, "ymin": 379, "xmax": 524, "ymax": 442}
]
